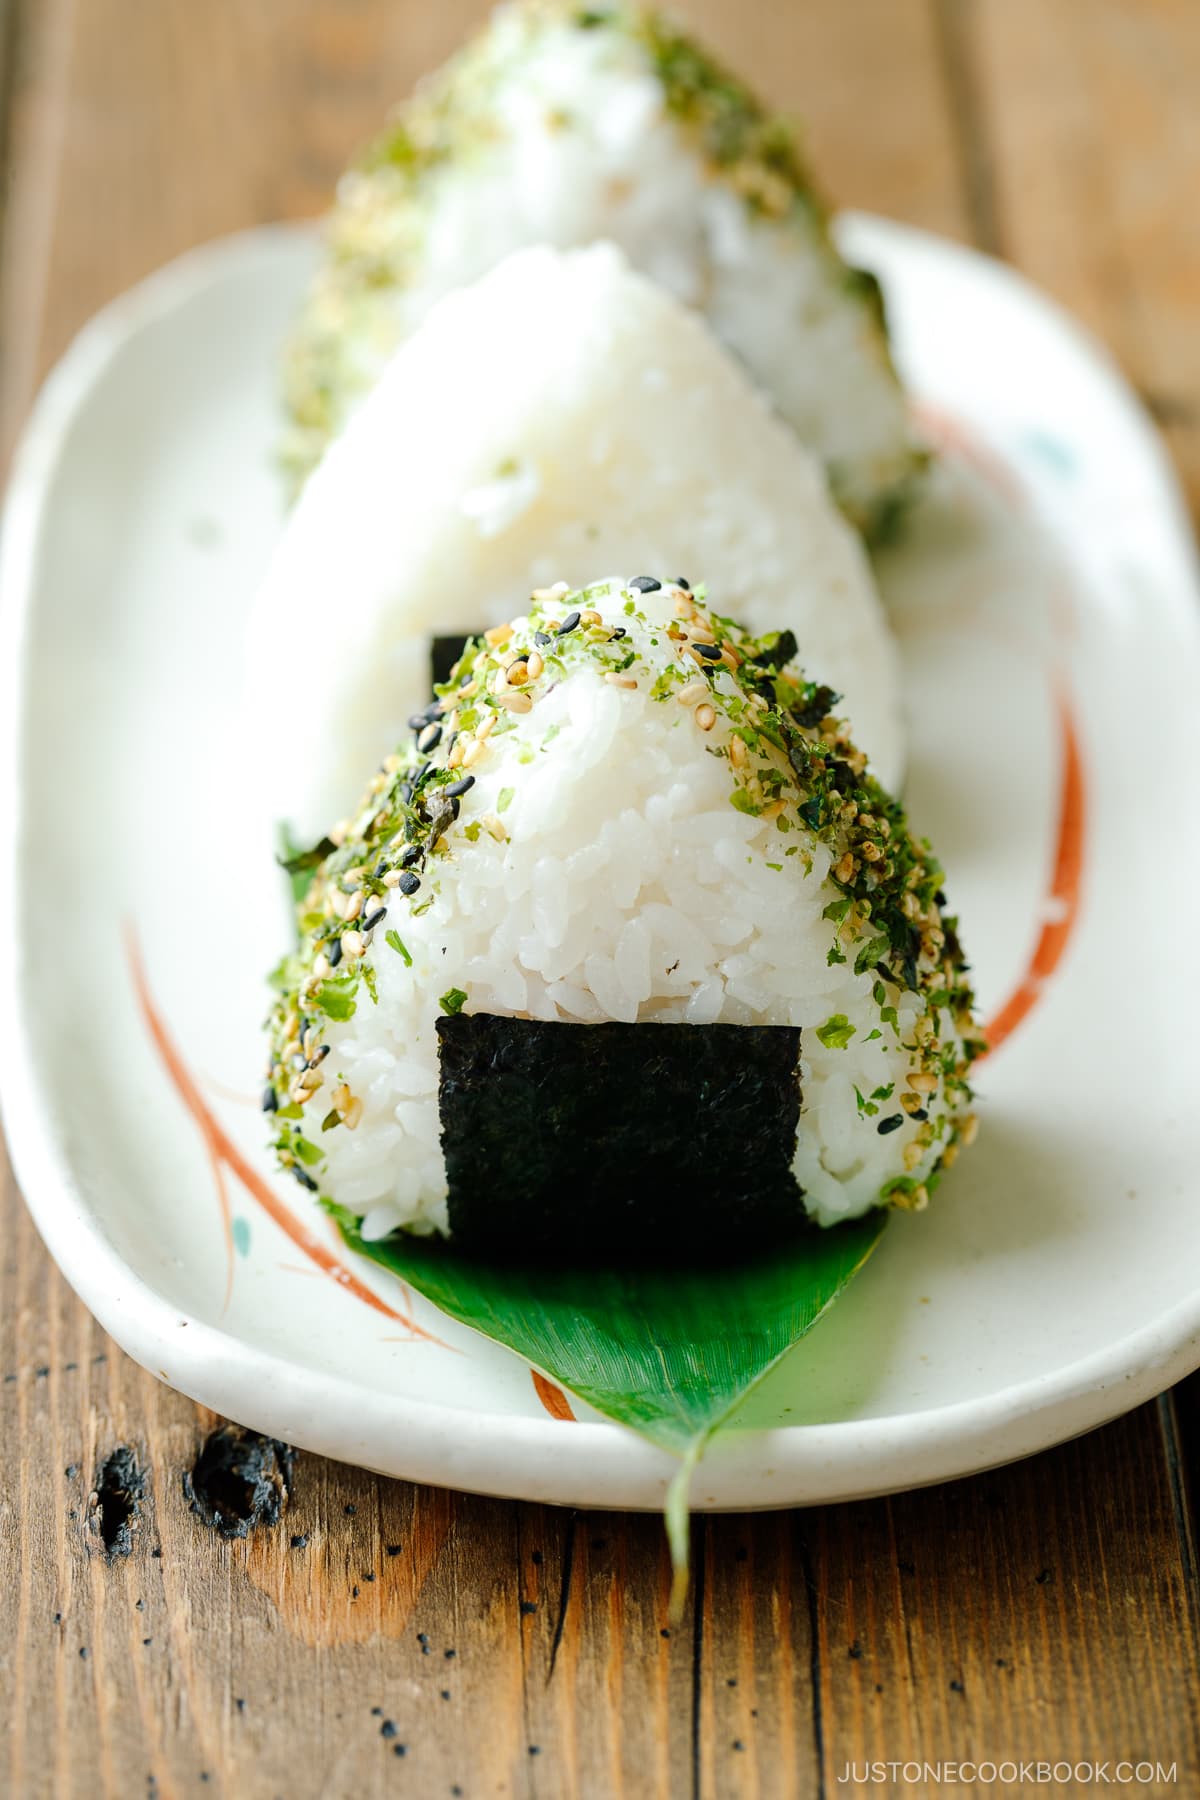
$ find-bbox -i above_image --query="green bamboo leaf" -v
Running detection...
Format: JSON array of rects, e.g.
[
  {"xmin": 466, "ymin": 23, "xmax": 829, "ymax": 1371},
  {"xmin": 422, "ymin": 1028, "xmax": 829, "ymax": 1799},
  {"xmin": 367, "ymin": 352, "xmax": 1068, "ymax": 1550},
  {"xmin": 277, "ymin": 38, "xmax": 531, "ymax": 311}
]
[{"xmin": 329, "ymin": 1205, "xmax": 886, "ymax": 1612}]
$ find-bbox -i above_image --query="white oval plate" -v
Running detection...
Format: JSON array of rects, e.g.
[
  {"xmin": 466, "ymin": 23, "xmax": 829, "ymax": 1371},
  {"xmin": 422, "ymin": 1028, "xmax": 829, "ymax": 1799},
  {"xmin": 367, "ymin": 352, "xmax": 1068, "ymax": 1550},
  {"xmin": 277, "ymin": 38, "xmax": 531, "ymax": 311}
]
[{"xmin": 3, "ymin": 217, "xmax": 1199, "ymax": 1512}]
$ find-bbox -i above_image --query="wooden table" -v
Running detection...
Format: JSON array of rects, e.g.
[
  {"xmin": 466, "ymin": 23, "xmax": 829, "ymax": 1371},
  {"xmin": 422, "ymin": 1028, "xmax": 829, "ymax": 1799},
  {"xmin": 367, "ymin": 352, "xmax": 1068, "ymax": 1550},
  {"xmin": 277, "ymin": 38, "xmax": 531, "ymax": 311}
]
[{"xmin": 2, "ymin": 3, "xmax": 1199, "ymax": 1794}]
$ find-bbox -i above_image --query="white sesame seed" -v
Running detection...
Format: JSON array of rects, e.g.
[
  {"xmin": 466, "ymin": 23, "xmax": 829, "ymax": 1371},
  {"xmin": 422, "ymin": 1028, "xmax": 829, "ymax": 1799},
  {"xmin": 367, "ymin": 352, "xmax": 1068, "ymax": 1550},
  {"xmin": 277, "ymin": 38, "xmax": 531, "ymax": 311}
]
[{"xmin": 496, "ymin": 689, "xmax": 533, "ymax": 714}]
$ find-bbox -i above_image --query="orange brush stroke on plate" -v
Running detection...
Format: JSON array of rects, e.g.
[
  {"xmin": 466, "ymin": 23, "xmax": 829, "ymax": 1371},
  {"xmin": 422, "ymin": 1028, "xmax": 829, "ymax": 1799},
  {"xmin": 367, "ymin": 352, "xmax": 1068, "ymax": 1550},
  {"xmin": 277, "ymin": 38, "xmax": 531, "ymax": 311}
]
[
  {"xmin": 126, "ymin": 924, "xmax": 444, "ymax": 1342},
  {"xmin": 980, "ymin": 693, "xmax": 1086, "ymax": 1058},
  {"xmin": 531, "ymin": 1371, "xmax": 576, "ymax": 1422}
]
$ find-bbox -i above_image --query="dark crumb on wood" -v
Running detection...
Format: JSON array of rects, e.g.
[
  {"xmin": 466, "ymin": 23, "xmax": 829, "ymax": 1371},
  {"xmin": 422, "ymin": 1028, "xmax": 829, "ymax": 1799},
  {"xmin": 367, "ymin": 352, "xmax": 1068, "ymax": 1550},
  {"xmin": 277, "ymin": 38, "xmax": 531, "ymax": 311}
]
[
  {"xmin": 344, "ymin": 1503, "xmax": 357, "ymax": 1515},
  {"xmin": 417, "ymin": 1633, "xmax": 431, "ymax": 1654},
  {"xmin": 528, "ymin": 1747, "xmax": 541, "ymax": 1757},
  {"xmin": 733, "ymin": 1741, "xmax": 745, "ymax": 1752},
  {"xmin": 143, "ymin": 1638, "xmax": 152, "ymax": 1647},
  {"xmin": 371, "ymin": 1708, "xmax": 382, "ymax": 1717},
  {"xmin": 590, "ymin": 1538, "xmax": 606, "ymax": 1551},
  {"xmin": 79, "ymin": 1647, "xmax": 89, "ymax": 1659},
  {"xmin": 531, "ymin": 1550, "xmax": 542, "ymax": 1565},
  {"xmin": 352, "ymin": 1586, "xmax": 360, "ymax": 1599},
  {"xmin": 380, "ymin": 1721, "xmax": 398, "ymax": 1740},
  {"xmin": 182, "ymin": 1427, "xmax": 295, "ymax": 1539},
  {"xmin": 89, "ymin": 1448, "xmax": 147, "ymax": 1560},
  {"xmin": 726, "ymin": 1679, "xmax": 737, "ymax": 1688},
  {"xmin": 135, "ymin": 1598, "xmax": 144, "ymax": 1611},
  {"xmin": 151, "ymin": 1548, "xmax": 162, "ymax": 1558},
  {"xmin": 53, "ymin": 1612, "xmax": 62, "ymax": 1625},
  {"xmin": 386, "ymin": 1544, "xmax": 403, "ymax": 1557},
  {"xmin": 65, "ymin": 1362, "xmax": 78, "ymax": 1371},
  {"xmin": 440, "ymin": 1690, "xmax": 451, "ymax": 1701},
  {"xmin": 65, "ymin": 1464, "xmax": 79, "ymax": 1479},
  {"xmin": 444, "ymin": 1648, "xmax": 456, "ymax": 1659},
  {"xmin": 1034, "ymin": 1569, "xmax": 1053, "ymax": 1585},
  {"xmin": 848, "ymin": 1641, "xmax": 863, "ymax": 1660},
  {"xmin": 950, "ymin": 1679, "xmax": 964, "ymax": 1693},
  {"xmin": 660, "ymin": 1629, "xmax": 670, "ymax": 1639},
  {"xmin": 897, "ymin": 1559, "xmax": 916, "ymax": 1575},
  {"xmin": 735, "ymin": 1547, "xmax": 748, "ymax": 1561},
  {"xmin": 392, "ymin": 1745, "xmax": 407, "ymax": 1758},
  {"xmin": 235, "ymin": 1699, "xmax": 246, "ymax": 1713},
  {"xmin": 290, "ymin": 1534, "xmax": 309, "ymax": 1550},
  {"xmin": 519, "ymin": 1600, "xmax": 537, "ymax": 1616},
  {"xmin": 362, "ymin": 1571, "xmax": 375, "ymax": 1581}
]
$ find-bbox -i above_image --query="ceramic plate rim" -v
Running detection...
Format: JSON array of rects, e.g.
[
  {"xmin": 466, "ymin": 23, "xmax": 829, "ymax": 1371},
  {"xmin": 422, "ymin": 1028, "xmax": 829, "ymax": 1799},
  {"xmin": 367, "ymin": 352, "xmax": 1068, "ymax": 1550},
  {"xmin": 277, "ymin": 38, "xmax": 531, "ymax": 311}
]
[{"xmin": 3, "ymin": 217, "xmax": 1199, "ymax": 1511}]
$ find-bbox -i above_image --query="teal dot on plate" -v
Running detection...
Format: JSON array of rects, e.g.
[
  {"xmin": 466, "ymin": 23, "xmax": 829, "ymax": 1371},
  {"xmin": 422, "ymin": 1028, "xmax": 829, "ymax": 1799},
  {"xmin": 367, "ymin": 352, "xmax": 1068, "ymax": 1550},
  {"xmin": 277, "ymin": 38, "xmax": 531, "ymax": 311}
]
[{"xmin": 232, "ymin": 1217, "xmax": 251, "ymax": 1258}]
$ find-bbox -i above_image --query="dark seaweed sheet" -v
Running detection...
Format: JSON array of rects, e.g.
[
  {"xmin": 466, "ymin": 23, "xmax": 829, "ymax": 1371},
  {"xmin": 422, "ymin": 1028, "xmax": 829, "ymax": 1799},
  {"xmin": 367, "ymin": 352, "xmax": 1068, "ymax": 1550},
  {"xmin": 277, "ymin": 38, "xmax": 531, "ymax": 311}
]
[
  {"xmin": 430, "ymin": 634, "xmax": 482, "ymax": 689},
  {"xmin": 437, "ymin": 1016, "xmax": 805, "ymax": 1260}
]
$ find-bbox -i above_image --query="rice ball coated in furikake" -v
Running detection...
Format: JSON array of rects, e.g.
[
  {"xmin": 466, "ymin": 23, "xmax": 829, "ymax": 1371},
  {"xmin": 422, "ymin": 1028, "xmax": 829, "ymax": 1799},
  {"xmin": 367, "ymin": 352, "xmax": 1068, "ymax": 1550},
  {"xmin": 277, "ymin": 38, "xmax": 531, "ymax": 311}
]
[
  {"xmin": 264, "ymin": 577, "xmax": 981, "ymax": 1252},
  {"xmin": 282, "ymin": 0, "xmax": 923, "ymax": 537}
]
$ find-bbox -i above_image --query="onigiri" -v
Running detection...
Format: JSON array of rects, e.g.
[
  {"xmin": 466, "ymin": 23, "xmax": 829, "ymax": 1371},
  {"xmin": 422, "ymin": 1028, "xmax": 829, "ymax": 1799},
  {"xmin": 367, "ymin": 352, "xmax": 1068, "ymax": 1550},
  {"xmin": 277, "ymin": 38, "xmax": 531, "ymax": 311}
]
[{"xmin": 265, "ymin": 576, "xmax": 979, "ymax": 1252}]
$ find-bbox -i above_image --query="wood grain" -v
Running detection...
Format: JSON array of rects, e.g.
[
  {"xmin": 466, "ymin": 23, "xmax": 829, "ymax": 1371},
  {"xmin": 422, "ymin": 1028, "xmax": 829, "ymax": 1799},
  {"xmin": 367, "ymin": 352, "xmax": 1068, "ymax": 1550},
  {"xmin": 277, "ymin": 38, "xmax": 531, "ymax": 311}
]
[{"xmin": 2, "ymin": 1, "xmax": 1200, "ymax": 1795}]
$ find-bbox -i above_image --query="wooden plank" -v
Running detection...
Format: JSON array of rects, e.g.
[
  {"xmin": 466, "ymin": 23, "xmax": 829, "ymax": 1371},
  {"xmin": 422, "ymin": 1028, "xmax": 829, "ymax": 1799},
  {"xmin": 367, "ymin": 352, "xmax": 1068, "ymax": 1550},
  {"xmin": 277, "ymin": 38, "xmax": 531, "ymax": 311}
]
[{"xmin": 955, "ymin": 0, "xmax": 1200, "ymax": 515}]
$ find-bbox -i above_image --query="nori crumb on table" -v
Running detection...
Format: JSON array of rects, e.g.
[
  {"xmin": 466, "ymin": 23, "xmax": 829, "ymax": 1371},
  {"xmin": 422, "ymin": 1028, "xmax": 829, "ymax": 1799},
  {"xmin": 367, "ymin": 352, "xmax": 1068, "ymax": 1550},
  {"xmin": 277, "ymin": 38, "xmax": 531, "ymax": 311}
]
[{"xmin": 436, "ymin": 1016, "xmax": 805, "ymax": 1258}]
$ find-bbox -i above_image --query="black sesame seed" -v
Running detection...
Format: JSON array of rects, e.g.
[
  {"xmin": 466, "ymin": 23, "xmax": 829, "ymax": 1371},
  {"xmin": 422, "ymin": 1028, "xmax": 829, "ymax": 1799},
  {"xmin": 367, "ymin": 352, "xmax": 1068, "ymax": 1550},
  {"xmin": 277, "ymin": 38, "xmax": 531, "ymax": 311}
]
[
  {"xmin": 533, "ymin": 631, "xmax": 552, "ymax": 647},
  {"xmin": 407, "ymin": 713, "xmax": 428, "ymax": 731},
  {"xmin": 444, "ymin": 776, "xmax": 475, "ymax": 798},
  {"xmin": 912, "ymin": 1107, "xmax": 929, "ymax": 1122},
  {"xmin": 414, "ymin": 761, "xmax": 432, "ymax": 787},
  {"xmin": 877, "ymin": 1114, "xmax": 904, "ymax": 1135},
  {"xmin": 398, "ymin": 872, "xmax": 421, "ymax": 896},
  {"xmin": 362, "ymin": 907, "xmax": 387, "ymax": 933},
  {"xmin": 609, "ymin": 627, "xmax": 627, "ymax": 641},
  {"xmin": 629, "ymin": 576, "xmax": 661, "ymax": 592},
  {"xmin": 294, "ymin": 1169, "xmax": 319, "ymax": 1193},
  {"xmin": 328, "ymin": 936, "xmax": 343, "ymax": 968},
  {"xmin": 555, "ymin": 611, "xmax": 581, "ymax": 635},
  {"xmin": 693, "ymin": 641, "xmax": 723, "ymax": 661},
  {"xmin": 398, "ymin": 783, "xmax": 413, "ymax": 806},
  {"xmin": 400, "ymin": 844, "xmax": 422, "ymax": 868},
  {"xmin": 262, "ymin": 1085, "xmax": 278, "ymax": 1114},
  {"xmin": 677, "ymin": 577, "xmax": 691, "ymax": 590}
]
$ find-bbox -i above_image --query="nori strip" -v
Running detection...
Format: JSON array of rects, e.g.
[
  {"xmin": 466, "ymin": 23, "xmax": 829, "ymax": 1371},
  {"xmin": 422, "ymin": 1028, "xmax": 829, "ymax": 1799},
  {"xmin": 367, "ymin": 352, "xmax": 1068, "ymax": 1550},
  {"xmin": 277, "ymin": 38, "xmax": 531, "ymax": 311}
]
[
  {"xmin": 437, "ymin": 1016, "xmax": 805, "ymax": 1259},
  {"xmin": 430, "ymin": 634, "xmax": 482, "ymax": 689}
]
